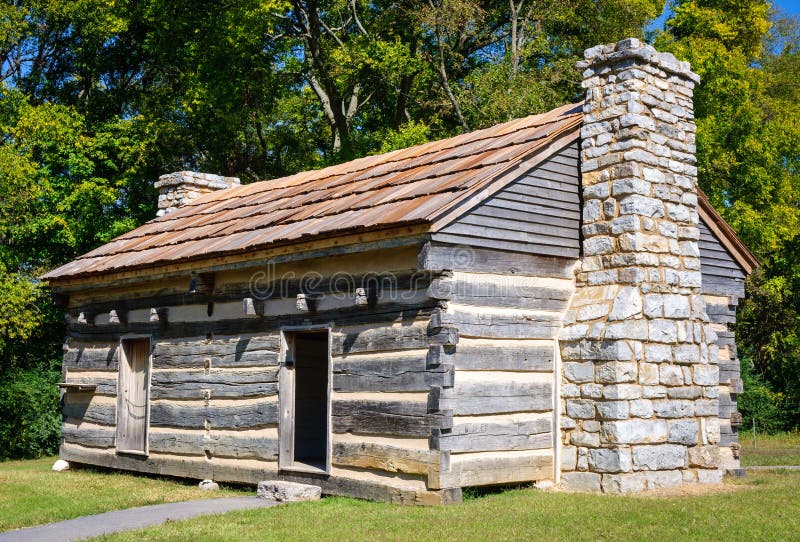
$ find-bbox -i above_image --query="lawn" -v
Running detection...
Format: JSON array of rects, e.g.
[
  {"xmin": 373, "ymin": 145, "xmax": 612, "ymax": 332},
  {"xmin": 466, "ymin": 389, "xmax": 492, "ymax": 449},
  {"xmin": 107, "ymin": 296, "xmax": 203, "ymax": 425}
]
[
  {"xmin": 739, "ymin": 431, "xmax": 800, "ymax": 467},
  {"xmin": 0, "ymin": 456, "xmax": 246, "ymax": 532},
  {"xmin": 90, "ymin": 471, "xmax": 800, "ymax": 542}
]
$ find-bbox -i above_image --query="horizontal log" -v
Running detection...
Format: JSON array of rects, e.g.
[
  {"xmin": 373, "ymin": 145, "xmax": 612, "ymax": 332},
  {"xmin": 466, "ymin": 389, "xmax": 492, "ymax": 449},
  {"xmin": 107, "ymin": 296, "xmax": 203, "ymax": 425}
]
[
  {"xmin": 63, "ymin": 343, "xmax": 119, "ymax": 370},
  {"xmin": 439, "ymin": 378, "xmax": 552, "ymax": 415},
  {"xmin": 431, "ymin": 341, "xmax": 554, "ymax": 372},
  {"xmin": 64, "ymin": 375, "xmax": 116, "ymax": 395},
  {"xmin": 333, "ymin": 323, "xmax": 432, "ymax": 355},
  {"xmin": 61, "ymin": 425, "xmax": 115, "ymax": 448},
  {"xmin": 438, "ymin": 450, "xmax": 554, "ymax": 487},
  {"xmin": 150, "ymin": 401, "xmax": 279, "ymax": 430},
  {"xmin": 63, "ymin": 398, "xmax": 116, "ymax": 425},
  {"xmin": 431, "ymin": 306, "xmax": 561, "ymax": 340},
  {"xmin": 431, "ymin": 415, "xmax": 552, "ymax": 452},
  {"xmin": 427, "ymin": 274, "xmax": 573, "ymax": 311},
  {"xmin": 331, "ymin": 441, "xmax": 443, "ymax": 478},
  {"xmin": 69, "ymin": 305, "xmax": 437, "ymax": 342},
  {"xmin": 333, "ymin": 352, "xmax": 453, "ymax": 392},
  {"xmin": 148, "ymin": 431, "xmax": 278, "ymax": 461},
  {"xmin": 150, "ymin": 369, "xmax": 279, "ymax": 400},
  {"xmin": 59, "ymin": 443, "xmax": 461, "ymax": 504},
  {"xmin": 152, "ymin": 334, "xmax": 279, "ymax": 368},
  {"xmin": 419, "ymin": 242, "xmax": 577, "ymax": 278},
  {"xmin": 332, "ymin": 400, "xmax": 452, "ymax": 437}
]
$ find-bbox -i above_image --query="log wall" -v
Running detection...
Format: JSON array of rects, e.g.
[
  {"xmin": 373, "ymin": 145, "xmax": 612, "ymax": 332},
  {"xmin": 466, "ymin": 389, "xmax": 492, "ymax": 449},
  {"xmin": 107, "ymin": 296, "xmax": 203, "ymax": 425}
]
[
  {"xmin": 60, "ymin": 246, "xmax": 457, "ymax": 504},
  {"xmin": 699, "ymin": 222, "xmax": 747, "ymax": 470},
  {"xmin": 421, "ymin": 243, "xmax": 577, "ymax": 487}
]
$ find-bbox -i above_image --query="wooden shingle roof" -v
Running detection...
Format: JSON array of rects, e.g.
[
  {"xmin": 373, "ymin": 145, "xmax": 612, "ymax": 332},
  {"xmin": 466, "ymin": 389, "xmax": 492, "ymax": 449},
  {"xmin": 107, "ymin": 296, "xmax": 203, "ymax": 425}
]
[{"xmin": 44, "ymin": 103, "xmax": 583, "ymax": 283}]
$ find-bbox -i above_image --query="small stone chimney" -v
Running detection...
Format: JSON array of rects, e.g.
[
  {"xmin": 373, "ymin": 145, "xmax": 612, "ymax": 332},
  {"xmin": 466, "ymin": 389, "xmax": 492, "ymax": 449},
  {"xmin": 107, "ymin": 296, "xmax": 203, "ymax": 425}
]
[
  {"xmin": 558, "ymin": 39, "xmax": 721, "ymax": 493},
  {"xmin": 154, "ymin": 171, "xmax": 241, "ymax": 216}
]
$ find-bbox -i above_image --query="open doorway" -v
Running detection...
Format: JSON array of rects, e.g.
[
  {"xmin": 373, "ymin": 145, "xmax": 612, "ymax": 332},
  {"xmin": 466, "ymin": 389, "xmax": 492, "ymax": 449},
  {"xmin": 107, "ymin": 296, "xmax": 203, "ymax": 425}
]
[{"xmin": 279, "ymin": 328, "xmax": 331, "ymax": 473}]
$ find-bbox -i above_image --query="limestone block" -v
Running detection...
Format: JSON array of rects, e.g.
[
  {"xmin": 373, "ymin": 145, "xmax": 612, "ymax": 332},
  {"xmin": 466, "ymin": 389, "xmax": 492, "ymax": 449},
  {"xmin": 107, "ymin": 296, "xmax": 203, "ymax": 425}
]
[
  {"xmin": 667, "ymin": 419, "xmax": 699, "ymax": 445},
  {"xmin": 652, "ymin": 399, "xmax": 695, "ymax": 418},
  {"xmin": 601, "ymin": 472, "xmax": 647, "ymax": 494},
  {"xmin": 645, "ymin": 470, "xmax": 683, "ymax": 489},
  {"xmin": 589, "ymin": 448, "xmax": 633, "ymax": 473},
  {"xmin": 645, "ymin": 344, "xmax": 673, "ymax": 363},
  {"xmin": 697, "ymin": 469, "xmax": 724, "ymax": 484},
  {"xmin": 560, "ymin": 472, "xmax": 602, "ymax": 492},
  {"xmin": 566, "ymin": 400, "xmax": 596, "ymax": 419},
  {"xmin": 659, "ymin": 364, "xmax": 684, "ymax": 386},
  {"xmin": 564, "ymin": 362, "xmax": 595, "ymax": 383},
  {"xmin": 603, "ymin": 384, "xmax": 642, "ymax": 399},
  {"xmin": 602, "ymin": 419, "xmax": 667, "ymax": 444},
  {"xmin": 561, "ymin": 446, "xmax": 578, "ymax": 471},
  {"xmin": 596, "ymin": 362, "xmax": 638, "ymax": 384},
  {"xmin": 597, "ymin": 401, "xmax": 630, "ymax": 420},
  {"xmin": 629, "ymin": 399, "xmax": 654, "ymax": 418},
  {"xmin": 688, "ymin": 445, "xmax": 719, "ymax": 469},
  {"xmin": 571, "ymin": 431, "xmax": 601, "ymax": 447},
  {"xmin": 608, "ymin": 287, "xmax": 643, "ymax": 321},
  {"xmin": 693, "ymin": 365, "xmax": 719, "ymax": 385},
  {"xmin": 257, "ymin": 481, "xmax": 322, "ymax": 502},
  {"xmin": 639, "ymin": 364, "xmax": 659, "ymax": 385},
  {"xmin": 632, "ymin": 444, "xmax": 687, "ymax": 470}
]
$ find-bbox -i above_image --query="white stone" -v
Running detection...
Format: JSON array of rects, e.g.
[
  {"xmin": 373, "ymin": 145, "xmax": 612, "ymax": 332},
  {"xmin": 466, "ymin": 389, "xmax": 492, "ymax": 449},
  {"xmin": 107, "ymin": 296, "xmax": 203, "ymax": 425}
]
[
  {"xmin": 693, "ymin": 364, "xmax": 719, "ymax": 385},
  {"xmin": 608, "ymin": 287, "xmax": 643, "ymax": 321},
  {"xmin": 597, "ymin": 401, "xmax": 630, "ymax": 420},
  {"xmin": 662, "ymin": 295, "xmax": 690, "ymax": 318},
  {"xmin": 652, "ymin": 399, "xmax": 694, "ymax": 418},
  {"xmin": 639, "ymin": 364, "xmax": 659, "ymax": 385},
  {"xmin": 596, "ymin": 362, "xmax": 638, "ymax": 383},
  {"xmin": 567, "ymin": 400, "xmax": 596, "ymax": 419},
  {"xmin": 645, "ymin": 470, "xmax": 683, "ymax": 489},
  {"xmin": 602, "ymin": 472, "xmax": 647, "ymax": 494},
  {"xmin": 632, "ymin": 444, "xmax": 687, "ymax": 470},
  {"xmin": 199, "ymin": 479, "xmax": 220, "ymax": 491},
  {"xmin": 688, "ymin": 445, "xmax": 720, "ymax": 468},
  {"xmin": 603, "ymin": 384, "xmax": 642, "ymax": 399},
  {"xmin": 571, "ymin": 431, "xmax": 601, "ymax": 447},
  {"xmin": 659, "ymin": 365, "xmax": 684, "ymax": 386},
  {"xmin": 602, "ymin": 419, "xmax": 667, "ymax": 444},
  {"xmin": 257, "ymin": 481, "xmax": 322, "ymax": 502},
  {"xmin": 52, "ymin": 459, "xmax": 70, "ymax": 472},
  {"xmin": 589, "ymin": 448, "xmax": 633, "ymax": 473},
  {"xmin": 645, "ymin": 344, "xmax": 673, "ymax": 362},
  {"xmin": 668, "ymin": 419, "xmax": 699, "ymax": 445},
  {"xmin": 630, "ymin": 399, "xmax": 654, "ymax": 418},
  {"xmin": 697, "ymin": 469, "xmax": 724, "ymax": 484},
  {"xmin": 564, "ymin": 362, "xmax": 595, "ymax": 383},
  {"xmin": 560, "ymin": 472, "xmax": 602, "ymax": 492}
]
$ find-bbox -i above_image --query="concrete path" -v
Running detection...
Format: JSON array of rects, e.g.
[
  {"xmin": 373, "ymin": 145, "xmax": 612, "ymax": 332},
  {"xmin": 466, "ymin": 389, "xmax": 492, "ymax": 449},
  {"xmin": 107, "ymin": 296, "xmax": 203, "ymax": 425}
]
[
  {"xmin": 745, "ymin": 465, "xmax": 800, "ymax": 471},
  {"xmin": 0, "ymin": 497, "xmax": 278, "ymax": 542}
]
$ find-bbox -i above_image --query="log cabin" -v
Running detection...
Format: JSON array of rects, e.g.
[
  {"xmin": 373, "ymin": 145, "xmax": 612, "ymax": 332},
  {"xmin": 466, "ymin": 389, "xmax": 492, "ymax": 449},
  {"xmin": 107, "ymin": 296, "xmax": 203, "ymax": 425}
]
[{"xmin": 43, "ymin": 39, "xmax": 757, "ymax": 502}]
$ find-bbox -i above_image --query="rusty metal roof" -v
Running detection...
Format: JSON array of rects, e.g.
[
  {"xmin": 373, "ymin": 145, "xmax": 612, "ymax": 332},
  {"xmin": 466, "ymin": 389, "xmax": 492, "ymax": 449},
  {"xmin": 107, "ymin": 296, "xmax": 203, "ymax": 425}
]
[{"xmin": 44, "ymin": 103, "xmax": 583, "ymax": 282}]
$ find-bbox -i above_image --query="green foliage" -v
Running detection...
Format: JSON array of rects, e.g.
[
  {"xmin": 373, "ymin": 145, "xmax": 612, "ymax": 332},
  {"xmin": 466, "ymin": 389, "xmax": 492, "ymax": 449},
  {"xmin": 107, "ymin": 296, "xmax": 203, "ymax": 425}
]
[
  {"xmin": 737, "ymin": 352, "xmax": 790, "ymax": 433},
  {"xmin": 0, "ymin": 369, "xmax": 61, "ymax": 460}
]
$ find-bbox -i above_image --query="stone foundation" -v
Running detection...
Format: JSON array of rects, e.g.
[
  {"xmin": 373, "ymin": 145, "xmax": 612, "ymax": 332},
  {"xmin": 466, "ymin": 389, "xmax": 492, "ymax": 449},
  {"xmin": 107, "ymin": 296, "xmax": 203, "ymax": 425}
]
[{"xmin": 558, "ymin": 38, "xmax": 722, "ymax": 493}]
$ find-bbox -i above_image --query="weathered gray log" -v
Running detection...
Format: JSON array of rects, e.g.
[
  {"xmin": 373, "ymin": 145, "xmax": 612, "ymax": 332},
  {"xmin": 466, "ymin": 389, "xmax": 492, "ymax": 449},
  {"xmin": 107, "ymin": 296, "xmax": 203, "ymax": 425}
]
[
  {"xmin": 149, "ymin": 369, "xmax": 279, "ymax": 400},
  {"xmin": 431, "ymin": 416, "xmax": 552, "ymax": 452},
  {"xmin": 430, "ymin": 307, "xmax": 561, "ymax": 340},
  {"xmin": 59, "ymin": 443, "xmax": 462, "ymax": 505},
  {"xmin": 148, "ymin": 431, "xmax": 279, "ymax": 460},
  {"xmin": 333, "ymin": 324, "xmax": 431, "ymax": 355},
  {"xmin": 427, "ymin": 275, "xmax": 572, "ymax": 310},
  {"xmin": 61, "ymin": 425, "xmax": 115, "ymax": 448},
  {"xmin": 419, "ymin": 243, "xmax": 576, "ymax": 278},
  {"xmin": 152, "ymin": 335, "xmax": 279, "ymax": 369},
  {"xmin": 429, "ymin": 342, "xmax": 554, "ymax": 372},
  {"xmin": 63, "ymin": 399, "xmax": 116, "ymax": 425},
  {"xmin": 63, "ymin": 343, "xmax": 119, "ymax": 370},
  {"xmin": 333, "ymin": 354, "xmax": 453, "ymax": 392},
  {"xmin": 331, "ymin": 441, "xmax": 444, "ymax": 477},
  {"xmin": 332, "ymin": 400, "xmax": 452, "ymax": 437},
  {"xmin": 68, "ymin": 305, "xmax": 436, "ymax": 342},
  {"xmin": 439, "ymin": 380, "xmax": 552, "ymax": 415},
  {"xmin": 149, "ymin": 401, "xmax": 279, "ymax": 429}
]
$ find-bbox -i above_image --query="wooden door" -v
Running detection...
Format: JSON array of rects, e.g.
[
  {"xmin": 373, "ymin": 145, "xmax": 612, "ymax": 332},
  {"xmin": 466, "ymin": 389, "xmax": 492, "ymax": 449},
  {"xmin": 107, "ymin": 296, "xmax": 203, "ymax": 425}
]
[{"xmin": 117, "ymin": 338, "xmax": 151, "ymax": 454}]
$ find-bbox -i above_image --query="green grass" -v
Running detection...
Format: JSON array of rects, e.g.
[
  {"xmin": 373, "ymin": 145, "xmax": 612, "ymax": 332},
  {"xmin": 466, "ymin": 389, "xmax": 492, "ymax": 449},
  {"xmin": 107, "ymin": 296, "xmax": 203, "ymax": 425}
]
[
  {"xmin": 90, "ymin": 471, "xmax": 800, "ymax": 542},
  {"xmin": 0, "ymin": 456, "xmax": 247, "ymax": 532},
  {"xmin": 739, "ymin": 431, "xmax": 800, "ymax": 466}
]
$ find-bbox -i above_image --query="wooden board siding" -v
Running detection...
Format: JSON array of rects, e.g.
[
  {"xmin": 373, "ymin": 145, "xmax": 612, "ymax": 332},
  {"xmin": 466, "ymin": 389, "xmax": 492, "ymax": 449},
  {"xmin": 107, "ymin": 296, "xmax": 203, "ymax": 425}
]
[
  {"xmin": 700, "ymin": 220, "xmax": 746, "ymax": 298},
  {"xmin": 423, "ymin": 251, "xmax": 577, "ymax": 486},
  {"xmin": 432, "ymin": 142, "xmax": 580, "ymax": 259},
  {"xmin": 699, "ymin": 215, "xmax": 747, "ymax": 468}
]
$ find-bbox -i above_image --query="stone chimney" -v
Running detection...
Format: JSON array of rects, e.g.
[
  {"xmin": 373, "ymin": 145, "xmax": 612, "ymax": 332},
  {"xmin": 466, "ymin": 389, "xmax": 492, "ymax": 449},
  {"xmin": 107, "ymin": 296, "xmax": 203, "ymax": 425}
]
[
  {"xmin": 154, "ymin": 171, "xmax": 240, "ymax": 216},
  {"xmin": 558, "ymin": 39, "xmax": 721, "ymax": 493}
]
